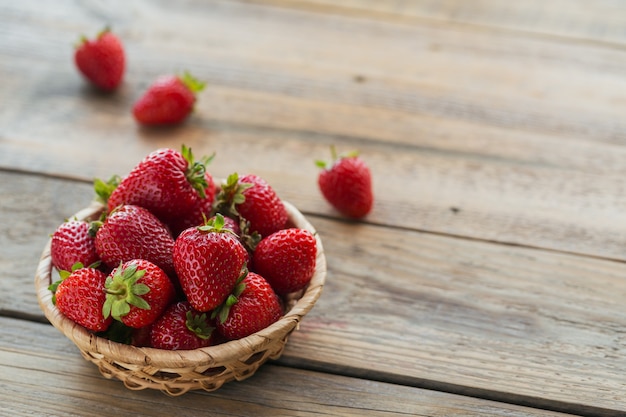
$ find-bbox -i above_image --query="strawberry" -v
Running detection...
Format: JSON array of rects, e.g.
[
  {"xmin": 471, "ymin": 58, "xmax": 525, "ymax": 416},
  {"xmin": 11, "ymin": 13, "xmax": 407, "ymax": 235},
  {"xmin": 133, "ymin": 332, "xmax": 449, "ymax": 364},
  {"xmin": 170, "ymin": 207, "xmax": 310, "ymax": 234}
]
[
  {"xmin": 150, "ymin": 301, "xmax": 215, "ymax": 350},
  {"xmin": 167, "ymin": 191, "xmax": 215, "ymax": 237},
  {"xmin": 173, "ymin": 214, "xmax": 248, "ymax": 312},
  {"xmin": 74, "ymin": 28, "xmax": 125, "ymax": 91},
  {"xmin": 50, "ymin": 219, "xmax": 99, "ymax": 272},
  {"xmin": 316, "ymin": 146, "xmax": 373, "ymax": 218},
  {"xmin": 93, "ymin": 204, "xmax": 175, "ymax": 277},
  {"xmin": 104, "ymin": 145, "xmax": 215, "ymax": 232},
  {"xmin": 54, "ymin": 265, "xmax": 112, "ymax": 332},
  {"xmin": 252, "ymin": 228, "xmax": 317, "ymax": 295},
  {"xmin": 103, "ymin": 259, "xmax": 175, "ymax": 328},
  {"xmin": 214, "ymin": 173, "xmax": 288, "ymax": 238},
  {"xmin": 214, "ymin": 272, "xmax": 282, "ymax": 340},
  {"xmin": 132, "ymin": 72, "xmax": 205, "ymax": 125}
]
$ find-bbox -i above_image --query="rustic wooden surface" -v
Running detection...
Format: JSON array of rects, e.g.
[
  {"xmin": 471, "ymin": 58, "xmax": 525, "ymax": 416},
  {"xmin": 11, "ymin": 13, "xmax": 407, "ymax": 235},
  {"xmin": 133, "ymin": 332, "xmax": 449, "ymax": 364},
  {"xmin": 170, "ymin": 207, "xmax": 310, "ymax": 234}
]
[
  {"xmin": 1, "ymin": 1, "xmax": 625, "ymax": 416},
  {"xmin": 0, "ymin": 316, "xmax": 575, "ymax": 417}
]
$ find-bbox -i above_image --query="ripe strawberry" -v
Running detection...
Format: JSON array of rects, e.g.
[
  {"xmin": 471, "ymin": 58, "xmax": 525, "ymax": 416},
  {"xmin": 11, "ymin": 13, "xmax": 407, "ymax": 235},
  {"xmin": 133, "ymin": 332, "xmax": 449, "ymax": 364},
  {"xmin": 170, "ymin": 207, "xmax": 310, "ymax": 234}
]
[
  {"xmin": 167, "ymin": 191, "xmax": 215, "ymax": 238},
  {"xmin": 104, "ymin": 145, "xmax": 215, "ymax": 232},
  {"xmin": 132, "ymin": 72, "xmax": 205, "ymax": 125},
  {"xmin": 215, "ymin": 272, "xmax": 282, "ymax": 340},
  {"xmin": 214, "ymin": 173, "xmax": 288, "ymax": 238},
  {"xmin": 173, "ymin": 214, "xmax": 248, "ymax": 312},
  {"xmin": 50, "ymin": 219, "xmax": 99, "ymax": 272},
  {"xmin": 54, "ymin": 265, "xmax": 112, "ymax": 332},
  {"xmin": 316, "ymin": 146, "xmax": 373, "ymax": 218},
  {"xmin": 252, "ymin": 228, "xmax": 317, "ymax": 295},
  {"xmin": 93, "ymin": 204, "xmax": 175, "ymax": 277},
  {"xmin": 150, "ymin": 301, "xmax": 215, "ymax": 350},
  {"xmin": 103, "ymin": 259, "xmax": 175, "ymax": 328},
  {"xmin": 74, "ymin": 28, "xmax": 125, "ymax": 91}
]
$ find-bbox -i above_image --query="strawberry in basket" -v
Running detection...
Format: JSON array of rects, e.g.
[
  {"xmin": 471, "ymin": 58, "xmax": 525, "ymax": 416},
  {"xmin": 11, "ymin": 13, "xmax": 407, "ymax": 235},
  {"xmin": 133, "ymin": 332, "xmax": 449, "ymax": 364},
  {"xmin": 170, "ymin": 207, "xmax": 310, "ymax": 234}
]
[
  {"xmin": 173, "ymin": 214, "xmax": 249, "ymax": 312},
  {"xmin": 98, "ymin": 145, "xmax": 215, "ymax": 237}
]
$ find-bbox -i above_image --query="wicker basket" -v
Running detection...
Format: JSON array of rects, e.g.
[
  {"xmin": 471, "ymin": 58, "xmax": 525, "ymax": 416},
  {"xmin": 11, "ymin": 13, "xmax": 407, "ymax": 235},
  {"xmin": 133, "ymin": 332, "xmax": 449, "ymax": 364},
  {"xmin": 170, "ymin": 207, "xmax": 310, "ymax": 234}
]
[{"xmin": 35, "ymin": 200, "xmax": 326, "ymax": 396}]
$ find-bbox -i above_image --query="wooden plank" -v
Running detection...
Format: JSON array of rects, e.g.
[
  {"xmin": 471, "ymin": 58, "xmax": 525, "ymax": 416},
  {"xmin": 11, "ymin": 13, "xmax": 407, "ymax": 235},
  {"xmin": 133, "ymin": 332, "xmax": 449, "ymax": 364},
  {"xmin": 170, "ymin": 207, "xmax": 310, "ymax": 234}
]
[
  {"xmin": 278, "ymin": 218, "xmax": 626, "ymax": 415},
  {"xmin": 1, "ymin": 1, "xmax": 626, "ymax": 260},
  {"xmin": 253, "ymin": 0, "xmax": 626, "ymax": 45},
  {"xmin": 3, "ymin": 172, "xmax": 625, "ymax": 414},
  {"xmin": 0, "ymin": 316, "xmax": 574, "ymax": 417}
]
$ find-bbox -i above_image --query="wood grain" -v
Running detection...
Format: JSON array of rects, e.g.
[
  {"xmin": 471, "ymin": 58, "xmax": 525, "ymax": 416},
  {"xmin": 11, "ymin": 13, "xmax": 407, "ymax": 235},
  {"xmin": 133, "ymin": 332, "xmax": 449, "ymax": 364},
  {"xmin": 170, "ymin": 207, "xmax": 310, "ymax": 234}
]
[
  {"xmin": 254, "ymin": 0, "xmax": 626, "ymax": 45},
  {"xmin": 2, "ymin": 1, "xmax": 626, "ymax": 416},
  {"xmin": 3, "ymin": 172, "xmax": 624, "ymax": 414},
  {"xmin": 0, "ymin": 316, "xmax": 573, "ymax": 417},
  {"xmin": 1, "ymin": 0, "xmax": 626, "ymax": 261}
]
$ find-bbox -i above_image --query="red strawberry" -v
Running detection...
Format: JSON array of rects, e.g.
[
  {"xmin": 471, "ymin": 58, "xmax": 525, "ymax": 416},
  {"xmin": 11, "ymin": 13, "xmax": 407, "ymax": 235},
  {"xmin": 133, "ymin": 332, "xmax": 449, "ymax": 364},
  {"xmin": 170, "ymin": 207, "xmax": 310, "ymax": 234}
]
[
  {"xmin": 74, "ymin": 28, "xmax": 125, "ymax": 91},
  {"xmin": 252, "ymin": 228, "xmax": 317, "ymax": 295},
  {"xmin": 132, "ymin": 72, "xmax": 205, "ymax": 125},
  {"xmin": 104, "ymin": 145, "xmax": 215, "ymax": 232},
  {"xmin": 150, "ymin": 301, "xmax": 215, "ymax": 350},
  {"xmin": 214, "ymin": 173, "xmax": 288, "ymax": 238},
  {"xmin": 317, "ymin": 146, "xmax": 373, "ymax": 218},
  {"xmin": 214, "ymin": 272, "xmax": 282, "ymax": 340},
  {"xmin": 103, "ymin": 259, "xmax": 175, "ymax": 328},
  {"xmin": 93, "ymin": 204, "xmax": 175, "ymax": 276},
  {"xmin": 50, "ymin": 219, "xmax": 99, "ymax": 272},
  {"xmin": 173, "ymin": 214, "xmax": 248, "ymax": 312},
  {"xmin": 54, "ymin": 265, "xmax": 112, "ymax": 332},
  {"xmin": 167, "ymin": 191, "xmax": 215, "ymax": 237}
]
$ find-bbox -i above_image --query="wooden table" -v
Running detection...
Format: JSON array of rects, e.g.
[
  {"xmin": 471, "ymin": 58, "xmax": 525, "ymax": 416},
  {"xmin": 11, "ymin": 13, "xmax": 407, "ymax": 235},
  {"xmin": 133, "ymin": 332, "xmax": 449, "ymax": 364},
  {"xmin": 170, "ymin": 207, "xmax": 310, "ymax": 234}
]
[{"xmin": 1, "ymin": 1, "xmax": 625, "ymax": 416}]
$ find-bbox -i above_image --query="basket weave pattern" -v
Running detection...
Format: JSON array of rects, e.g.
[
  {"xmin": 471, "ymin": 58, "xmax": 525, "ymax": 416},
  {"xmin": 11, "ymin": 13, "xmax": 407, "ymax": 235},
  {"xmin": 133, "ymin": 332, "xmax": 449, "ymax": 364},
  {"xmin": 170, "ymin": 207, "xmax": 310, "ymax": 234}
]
[{"xmin": 35, "ymin": 201, "xmax": 326, "ymax": 396}]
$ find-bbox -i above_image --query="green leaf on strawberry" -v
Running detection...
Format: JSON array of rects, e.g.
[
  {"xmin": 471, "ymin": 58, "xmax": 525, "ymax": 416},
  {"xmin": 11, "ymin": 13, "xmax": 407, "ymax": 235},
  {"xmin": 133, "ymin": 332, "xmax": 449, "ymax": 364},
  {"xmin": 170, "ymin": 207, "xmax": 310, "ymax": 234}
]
[
  {"xmin": 94, "ymin": 174, "xmax": 122, "ymax": 205},
  {"xmin": 211, "ymin": 264, "xmax": 248, "ymax": 324},
  {"xmin": 49, "ymin": 261, "xmax": 101, "ymax": 304},
  {"xmin": 315, "ymin": 145, "xmax": 359, "ymax": 170},
  {"xmin": 185, "ymin": 311, "xmax": 213, "ymax": 340},
  {"xmin": 181, "ymin": 144, "xmax": 214, "ymax": 199},
  {"xmin": 103, "ymin": 262, "xmax": 151, "ymax": 321},
  {"xmin": 180, "ymin": 71, "xmax": 206, "ymax": 94},
  {"xmin": 213, "ymin": 172, "xmax": 253, "ymax": 218}
]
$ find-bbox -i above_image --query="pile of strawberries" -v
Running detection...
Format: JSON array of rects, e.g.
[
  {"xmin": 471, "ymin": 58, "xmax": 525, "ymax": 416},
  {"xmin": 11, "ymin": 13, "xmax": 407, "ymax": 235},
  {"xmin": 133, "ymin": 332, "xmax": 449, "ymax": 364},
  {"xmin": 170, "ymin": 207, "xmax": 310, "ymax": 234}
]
[
  {"xmin": 49, "ymin": 146, "xmax": 319, "ymax": 350},
  {"xmin": 60, "ymin": 28, "xmax": 375, "ymax": 350}
]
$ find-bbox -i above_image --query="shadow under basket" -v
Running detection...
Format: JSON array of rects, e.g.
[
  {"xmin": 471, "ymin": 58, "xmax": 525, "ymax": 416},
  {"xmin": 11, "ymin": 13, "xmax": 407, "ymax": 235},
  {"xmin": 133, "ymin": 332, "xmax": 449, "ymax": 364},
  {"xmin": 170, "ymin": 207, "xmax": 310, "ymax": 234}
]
[{"xmin": 34, "ymin": 201, "xmax": 326, "ymax": 396}]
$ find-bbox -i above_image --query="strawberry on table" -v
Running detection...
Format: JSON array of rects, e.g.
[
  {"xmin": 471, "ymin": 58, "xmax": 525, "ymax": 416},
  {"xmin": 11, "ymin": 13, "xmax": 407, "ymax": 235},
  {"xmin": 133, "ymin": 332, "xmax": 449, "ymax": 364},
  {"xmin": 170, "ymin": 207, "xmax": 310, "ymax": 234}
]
[
  {"xmin": 93, "ymin": 204, "xmax": 176, "ymax": 277},
  {"xmin": 214, "ymin": 173, "xmax": 288, "ymax": 238},
  {"xmin": 50, "ymin": 219, "xmax": 99, "ymax": 272},
  {"xmin": 104, "ymin": 145, "xmax": 215, "ymax": 234},
  {"xmin": 214, "ymin": 272, "xmax": 282, "ymax": 340},
  {"xmin": 103, "ymin": 259, "xmax": 175, "ymax": 329},
  {"xmin": 252, "ymin": 228, "xmax": 317, "ymax": 295},
  {"xmin": 74, "ymin": 27, "xmax": 125, "ymax": 91},
  {"xmin": 150, "ymin": 301, "xmax": 215, "ymax": 350},
  {"xmin": 316, "ymin": 146, "xmax": 373, "ymax": 218},
  {"xmin": 53, "ymin": 264, "xmax": 112, "ymax": 332},
  {"xmin": 173, "ymin": 214, "xmax": 248, "ymax": 312},
  {"xmin": 132, "ymin": 72, "xmax": 205, "ymax": 125}
]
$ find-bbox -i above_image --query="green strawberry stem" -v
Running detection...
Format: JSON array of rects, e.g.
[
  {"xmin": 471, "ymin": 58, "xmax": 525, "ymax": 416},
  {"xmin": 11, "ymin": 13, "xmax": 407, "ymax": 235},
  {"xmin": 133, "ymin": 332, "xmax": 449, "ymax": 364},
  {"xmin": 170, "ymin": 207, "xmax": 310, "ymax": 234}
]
[
  {"xmin": 103, "ymin": 262, "xmax": 151, "ymax": 321},
  {"xmin": 315, "ymin": 145, "xmax": 360, "ymax": 169},
  {"xmin": 212, "ymin": 172, "xmax": 252, "ymax": 218},
  {"xmin": 93, "ymin": 174, "xmax": 121, "ymax": 205},
  {"xmin": 49, "ymin": 262, "xmax": 101, "ymax": 304},
  {"xmin": 198, "ymin": 213, "xmax": 229, "ymax": 234},
  {"xmin": 98, "ymin": 26, "xmax": 112, "ymax": 38},
  {"xmin": 211, "ymin": 264, "xmax": 248, "ymax": 324},
  {"xmin": 181, "ymin": 144, "xmax": 214, "ymax": 199},
  {"xmin": 185, "ymin": 311, "xmax": 214, "ymax": 340},
  {"xmin": 238, "ymin": 217, "xmax": 261, "ymax": 252},
  {"xmin": 180, "ymin": 71, "xmax": 206, "ymax": 94}
]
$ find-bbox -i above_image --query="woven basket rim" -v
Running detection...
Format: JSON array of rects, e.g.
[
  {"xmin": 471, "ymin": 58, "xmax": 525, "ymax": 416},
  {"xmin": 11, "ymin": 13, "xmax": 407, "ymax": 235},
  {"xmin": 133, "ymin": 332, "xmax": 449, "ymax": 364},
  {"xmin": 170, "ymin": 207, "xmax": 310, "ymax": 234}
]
[{"xmin": 35, "ymin": 200, "xmax": 326, "ymax": 368}]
